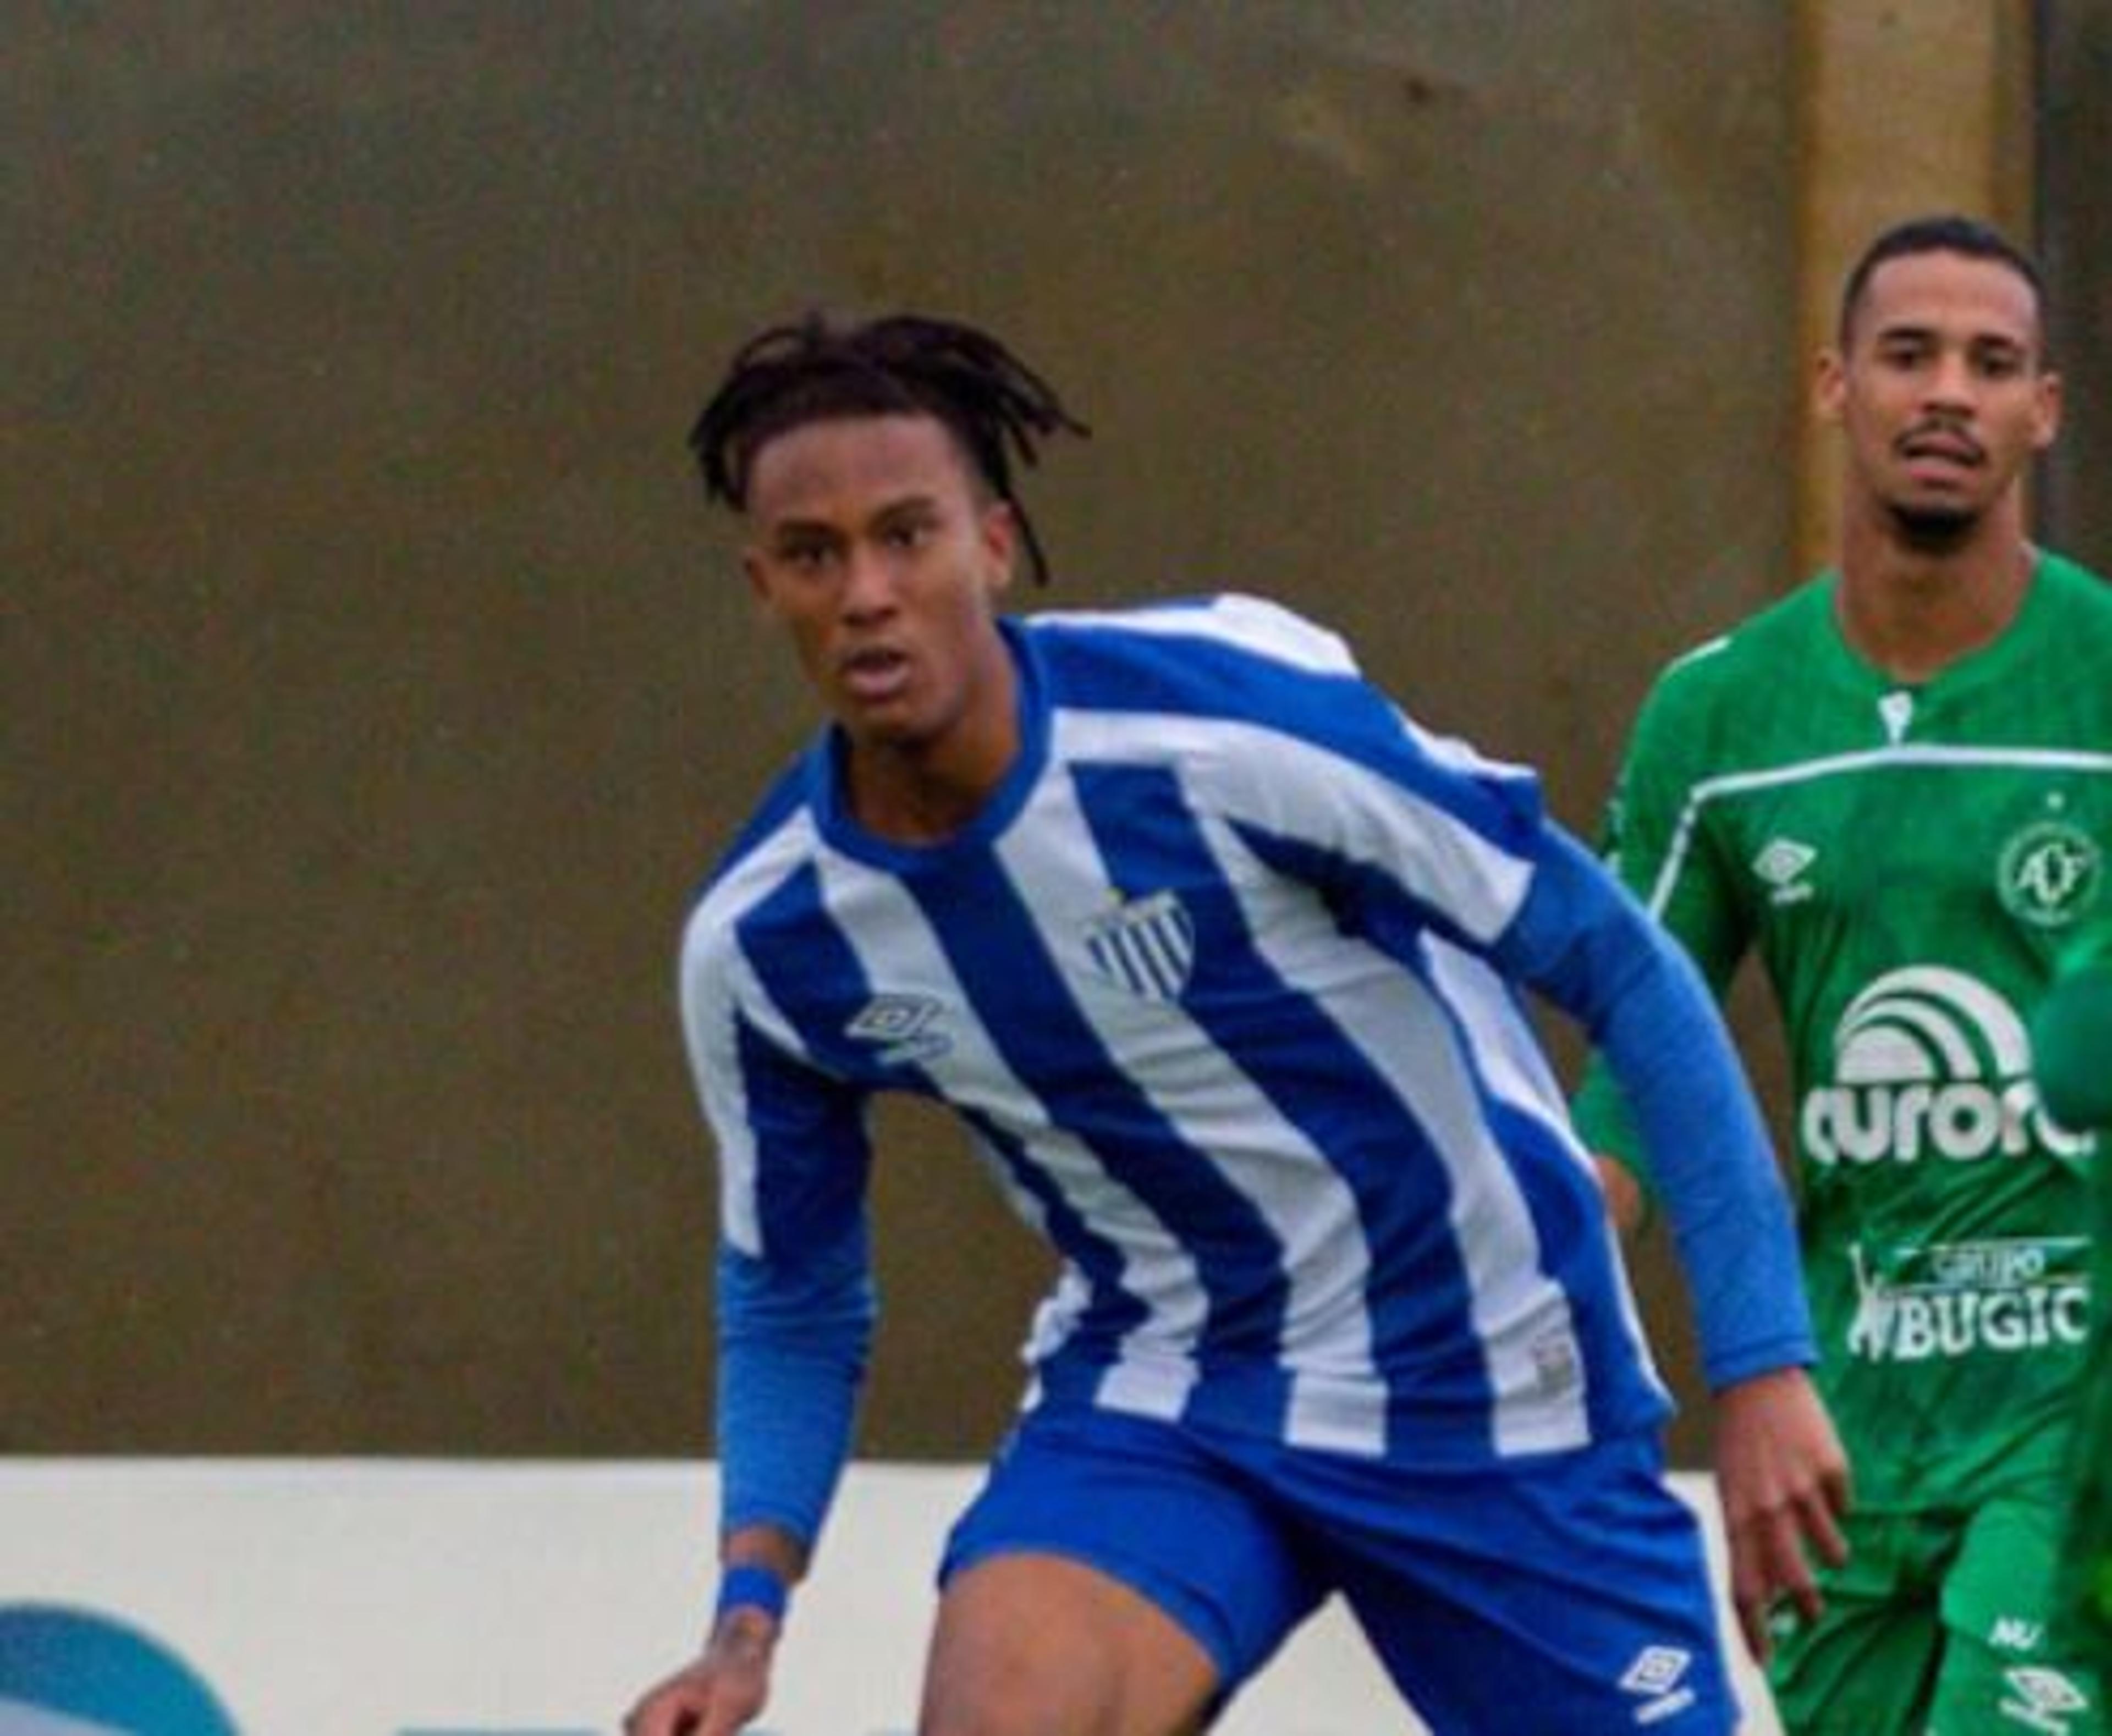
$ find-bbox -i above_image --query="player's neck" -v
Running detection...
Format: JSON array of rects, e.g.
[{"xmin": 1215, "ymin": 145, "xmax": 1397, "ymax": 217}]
[
  {"xmin": 843, "ymin": 674, "xmax": 1020, "ymax": 846},
  {"xmin": 850, "ymin": 759, "xmax": 1005, "ymax": 843},
  {"xmin": 1834, "ymin": 497, "xmax": 2036, "ymax": 685}
]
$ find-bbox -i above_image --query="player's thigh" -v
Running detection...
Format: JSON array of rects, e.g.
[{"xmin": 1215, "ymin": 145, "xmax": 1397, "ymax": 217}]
[
  {"xmin": 923, "ymin": 1551, "xmax": 1218, "ymax": 1736},
  {"xmin": 1766, "ymin": 1508, "xmax": 1945, "ymax": 1735},
  {"xmin": 1323, "ymin": 1434, "xmax": 1739, "ymax": 1733},
  {"xmin": 1924, "ymin": 1491, "xmax": 2108, "ymax": 1735},
  {"xmin": 930, "ymin": 1407, "xmax": 1320, "ymax": 1733}
]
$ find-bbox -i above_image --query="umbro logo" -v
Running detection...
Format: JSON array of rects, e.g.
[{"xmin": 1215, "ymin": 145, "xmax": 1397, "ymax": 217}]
[
  {"xmin": 1620, "ymin": 1645, "xmax": 1697, "ymax": 1724},
  {"xmin": 1999, "ymin": 1663, "xmax": 2091, "ymax": 1733},
  {"xmin": 1753, "ymin": 837, "xmax": 1817, "ymax": 906},
  {"xmin": 845, "ymin": 994, "xmax": 951, "ymax": 1066}
]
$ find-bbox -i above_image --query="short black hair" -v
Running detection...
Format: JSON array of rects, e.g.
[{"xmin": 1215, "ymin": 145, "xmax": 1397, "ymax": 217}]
[
  {"xmin": 689, "ymin": 312, "xmax": 1090, "ymax": 586},
  {"xmin": 1837, "ymin": 213, "xmax": 2048, "ymax": 353}
]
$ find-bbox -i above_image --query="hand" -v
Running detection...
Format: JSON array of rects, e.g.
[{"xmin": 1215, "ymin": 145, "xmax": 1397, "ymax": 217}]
[
  {"xmin": 1709, "ymin": 1366, "xmax": 1851, "ymax": 1662},
  {"xmin": 624, "ymin": 1609, "xmax": 779, "ymax": 1736}
]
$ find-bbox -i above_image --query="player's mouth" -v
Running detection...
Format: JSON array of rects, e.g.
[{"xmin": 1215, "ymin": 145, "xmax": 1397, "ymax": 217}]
[
  {"xmin": 839, "ymin": 643, "xmax": 914, "ymax": 704},
  {"xmin": 1896, "ymin": 426, "xmax": 1984, "ymax": 473}
]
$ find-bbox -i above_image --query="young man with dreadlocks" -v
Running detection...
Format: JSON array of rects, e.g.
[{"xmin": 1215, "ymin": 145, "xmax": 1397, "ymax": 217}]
[{"xmin": 625, "ymin": 311, "xmax": 1847, "ymax": 1736}]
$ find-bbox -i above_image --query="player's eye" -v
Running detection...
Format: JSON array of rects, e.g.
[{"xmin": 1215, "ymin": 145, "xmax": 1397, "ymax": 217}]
[{"xmin": 779, "ymin": 539, "xmax": 837, "ymax": 572}]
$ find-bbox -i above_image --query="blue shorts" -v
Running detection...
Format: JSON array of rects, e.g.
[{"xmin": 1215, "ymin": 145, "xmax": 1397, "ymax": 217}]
[{"xmin": 940, "ymin": 1406, "xmax": 1737, "ymax": 1734}]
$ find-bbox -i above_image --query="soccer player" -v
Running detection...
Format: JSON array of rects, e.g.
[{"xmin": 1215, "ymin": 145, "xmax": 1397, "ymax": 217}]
[
  {"xmin": 2035, "ymin": 930, "xmax": 2112, "ymax": 1694},
  {"xmin": 625, "ymin": 312, "xmax": 1846, "ymax": 1736},
  {"xmin": 1574, "ymin": 214, "xmax": 2112, "ymax": 1733}
]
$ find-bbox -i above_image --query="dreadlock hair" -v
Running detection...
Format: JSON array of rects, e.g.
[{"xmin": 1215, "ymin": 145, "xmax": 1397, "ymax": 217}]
[{"xmin": 689, "ymin": 312, "xmax": 1091, "ymax": 586}]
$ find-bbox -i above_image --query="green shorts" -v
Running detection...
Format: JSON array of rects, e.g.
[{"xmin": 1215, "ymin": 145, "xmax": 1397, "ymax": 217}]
[
  {"xmin": 2062, "ymin": 1429, "xmax": 2112, "ymax": 1688},
  {"xmin": 1767, "ymin": 1491, "xmax": 2106, "ymax": 1734}
]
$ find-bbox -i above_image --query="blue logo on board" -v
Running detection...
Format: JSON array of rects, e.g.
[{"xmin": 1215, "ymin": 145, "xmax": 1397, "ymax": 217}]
[{"xmin": 0, "ymin": 1604, "xmax": 238, "ymax": 1735}]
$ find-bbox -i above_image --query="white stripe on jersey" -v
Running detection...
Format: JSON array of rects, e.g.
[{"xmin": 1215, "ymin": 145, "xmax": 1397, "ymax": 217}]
[
  {"xmin": 1033, "ymin": 593, "xmax": 1361, "ymax": 677},
  {"xmin": 1327, "ymin": 949, "xmax": 1593, "ymax": 1455},
  {"xmin": 1422, "ymin": 938, "xmax": 1570, "ymax": 1126},
  {"xmin": 813, "ymin": 842, "xmax": 1209, "ymax": 1423},
  {"xmin": 685, "ymin": 807, "xmax": 831, "ymax": 1256}
]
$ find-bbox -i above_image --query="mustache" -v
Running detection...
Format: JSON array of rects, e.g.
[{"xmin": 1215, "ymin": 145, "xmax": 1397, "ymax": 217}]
[{"xmin": 1896, "ymin": 419, "xmax": 1986, "ymax": 462}]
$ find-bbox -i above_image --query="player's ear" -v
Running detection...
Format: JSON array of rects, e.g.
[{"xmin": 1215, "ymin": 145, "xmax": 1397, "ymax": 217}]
[
  {"xmin": 980, "ymin": 498, "xmax": 1020, "ymax": 597},
  {"xmin": 2031, "ymin": 366, "xmax": 2063, "ymax": 451},
  {"xmin": 1813, "ymin": 346, "xmax": 1848, "ymax": 423}
]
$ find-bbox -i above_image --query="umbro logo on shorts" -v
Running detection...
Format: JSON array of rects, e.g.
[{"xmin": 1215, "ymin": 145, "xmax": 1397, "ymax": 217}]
[
  {"xmin": 1620, "ymin": 1644, "xmax": 1697, "ymax": 1724},
  {"xmin": 1999, "ymin": 1663, "xmax": 2092, "ymax": 1733}
]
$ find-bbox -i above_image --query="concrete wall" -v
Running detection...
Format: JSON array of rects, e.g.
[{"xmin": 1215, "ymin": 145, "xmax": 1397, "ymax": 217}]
[
  {"xmin": 7, "ymin": 3, "xmax": 2062, "ymax": 1462},
  {"xmin": 2039, "ymin": 0, "xmax": 2112, "ymax": 574}
]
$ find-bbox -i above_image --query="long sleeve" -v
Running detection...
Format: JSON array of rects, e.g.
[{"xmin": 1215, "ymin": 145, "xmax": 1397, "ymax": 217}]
[
  {"xmin": 1570, "ymin": 670, "xmax": 1754, "ymax": 1199},
  {"xmin": 1505, "ymin": 826, "xmax": 1813, "ymax": 1388},
  {"xmin": 716, "ymin": 1235, "xmax": 876, "ymax": 1546}
]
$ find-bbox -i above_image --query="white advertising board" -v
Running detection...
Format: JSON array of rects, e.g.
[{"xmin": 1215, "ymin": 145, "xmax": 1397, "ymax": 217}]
[{"xmin": 0, "ymin": 1460, "xmax": 1777, "ymax": 1734}]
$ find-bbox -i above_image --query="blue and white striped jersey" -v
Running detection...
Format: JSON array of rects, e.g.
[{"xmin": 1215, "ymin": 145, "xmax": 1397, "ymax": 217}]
[{"xmin": 682, "ymin": 594, "xmax": 1810, "ymax": 1536}]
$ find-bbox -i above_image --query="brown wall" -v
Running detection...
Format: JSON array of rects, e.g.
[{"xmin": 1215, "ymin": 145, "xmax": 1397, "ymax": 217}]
[
  {"xmin": 2039, "ymin": 0, "xmax": 2112, "ymax": 576},
  {"xmin": 1791, "ymin": 0, "xmax": 2038, "ymax": 575},
  {"xmin": 9, "ymin": 5, "xmax": 1803, "ymax": 1459}
]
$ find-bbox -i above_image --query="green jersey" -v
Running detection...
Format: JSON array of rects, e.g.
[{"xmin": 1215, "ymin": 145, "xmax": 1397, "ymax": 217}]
[{"xmin": 1575, "ymin": 552, "xmax": 2112, "ymax": 1512}]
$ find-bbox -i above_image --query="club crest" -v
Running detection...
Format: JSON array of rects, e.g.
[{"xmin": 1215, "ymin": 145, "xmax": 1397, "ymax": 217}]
[
  {"xmin": 1083, "ymin": 890, "xmax": 1196, "ymax": 1002},
  {"xmin": 1997, "ymin": 815, "xmax": 2101, "ymax": 929}
]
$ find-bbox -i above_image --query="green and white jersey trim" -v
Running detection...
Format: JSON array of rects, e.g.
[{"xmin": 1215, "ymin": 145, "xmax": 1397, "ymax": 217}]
[{"xmin": 1648, "ymin": 744, "xmax": 2112, "ymax": 920}]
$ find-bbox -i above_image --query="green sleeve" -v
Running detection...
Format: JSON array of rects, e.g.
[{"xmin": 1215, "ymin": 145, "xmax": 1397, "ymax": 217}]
[
  {"xmin": 2031, "ymin": 925, "xmax": 2112, "ymax": 1132},
  {"xmin": 1570, "ymin": 665, "xmax": 1755, "ymax": 1210},
  {"xmin": 2045, "ymin": 922, "xmax": 2112, "ymax": 1666}
]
